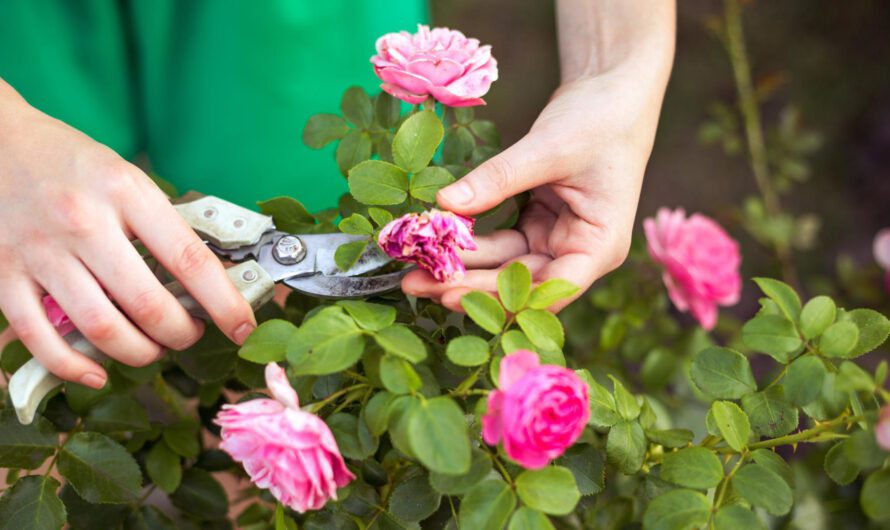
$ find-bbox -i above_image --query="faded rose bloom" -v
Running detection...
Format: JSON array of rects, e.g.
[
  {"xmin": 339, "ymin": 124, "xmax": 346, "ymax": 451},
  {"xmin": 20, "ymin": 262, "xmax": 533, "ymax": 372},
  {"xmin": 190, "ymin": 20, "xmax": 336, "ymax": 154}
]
[
  {"xmin": 216, "ymin": 364, "xmax": 354, "ymax": 513},
  {"xmin": 873, "ymin": 228, "xmax": 890, "ymax": 293},
  {"xmin": 482, "ymin": 350, "xmax": 590, "ymax": 469},
  {"xmin": 43, "ymin": 295, "xmax": 75, "ymax": 336},
  {"xmin": 378, "ymin": 209, "xmax": 476, "ymax": 282},
  {"xmin": 371, "ymin": 24, "xmax": 498, "ymax": 107},
  {"xmin": 644, "ymin": 208, "xmax": 742, "ymax": 331},
  {"xmin": 878, "ymin": 405, "xmax": 890, "ymax": 452}
]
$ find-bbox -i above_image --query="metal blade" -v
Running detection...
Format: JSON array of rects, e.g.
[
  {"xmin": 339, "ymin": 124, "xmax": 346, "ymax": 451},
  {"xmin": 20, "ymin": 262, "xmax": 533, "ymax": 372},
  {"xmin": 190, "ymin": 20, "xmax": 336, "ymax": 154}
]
[
  {"xmin": 283, "ymin": 269, "xmax": 410, "ymax": 298},
  {"xmin": 250, "ymin": 232, "xmax": 390, "ymax": 282}
]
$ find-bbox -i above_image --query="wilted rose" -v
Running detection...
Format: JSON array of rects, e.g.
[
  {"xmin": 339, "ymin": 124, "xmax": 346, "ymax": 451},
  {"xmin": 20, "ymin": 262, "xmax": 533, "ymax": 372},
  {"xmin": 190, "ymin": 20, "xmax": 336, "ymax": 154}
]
[
  {"xmin": 371, "ymin": 24, "xmax": 498, "ymax": 107},
  {"xmin": 378, "ymin": 209, "xmax": 476, "ymax": 282}
]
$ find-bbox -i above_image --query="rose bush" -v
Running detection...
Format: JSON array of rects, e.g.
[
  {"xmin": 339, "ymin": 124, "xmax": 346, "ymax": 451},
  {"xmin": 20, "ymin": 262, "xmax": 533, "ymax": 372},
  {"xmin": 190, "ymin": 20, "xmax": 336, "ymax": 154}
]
[{"xmin": 0, "ymin": 14, "xmax": 889, "ymax": 530}]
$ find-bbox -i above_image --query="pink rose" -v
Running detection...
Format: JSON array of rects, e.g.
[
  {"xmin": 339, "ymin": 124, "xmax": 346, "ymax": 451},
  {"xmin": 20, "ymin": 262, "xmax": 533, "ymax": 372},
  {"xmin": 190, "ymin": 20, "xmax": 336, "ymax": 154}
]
[
  {"xmin": 215, "ymin": 364, "xmax": 355, "ymax": 513},
  {"xmin": 43, "ymin": 295, "xmax": 75, "ymax": 336},
  {"xmin": 644, "ymin": 208, "xmax": 742, "ymax": 331},
  {"xmin": 482, "ymin": 350, "xmax": 590, "ymax": 469},
  {"xmin": 371, "ymin": 24, "xmax": 498, "ymax": 107},
  {"xmin": 878, "ymin": 405, "xmax": 890, "ymax": 452},
  {"xmin": 378, "ymin": 209, "xmax": 477, "ymax": 282},
  {"xmin": 873, "ymin": 228, "xmax": 890, "ymax": 293}
]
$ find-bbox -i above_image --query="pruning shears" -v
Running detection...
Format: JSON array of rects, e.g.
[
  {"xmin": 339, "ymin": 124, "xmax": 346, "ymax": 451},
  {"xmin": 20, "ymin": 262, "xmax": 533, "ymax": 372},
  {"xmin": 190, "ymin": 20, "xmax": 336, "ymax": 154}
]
[{"xmin": 9, "ymin": 195, "xmax": 406, "ymax": 424}]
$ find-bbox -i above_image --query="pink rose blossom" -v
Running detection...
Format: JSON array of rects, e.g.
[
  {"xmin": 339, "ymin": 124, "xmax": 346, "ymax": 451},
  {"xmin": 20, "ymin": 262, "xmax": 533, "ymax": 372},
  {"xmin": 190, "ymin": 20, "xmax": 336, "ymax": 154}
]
[
  {"xmin": 43, "ymin": 295, "xmax": 75, "ymax": 336},
  {"xmin": 873, "ymin": 228, "xmax": 890, "ymax": 293},
  {"xmin": 371, "ymin": 24, "xmax": 498, "ymax": 107},
  {"xmin": 644, "ymin": 208, "xmax": 742, "ymax": 331},
  {"xmin": 215, "ymin": 364, "xmax": 355, "ymax": 513},
  {"xmin": 878, "ymin": 405, "xmax": 890, "ymax": 452},
  {"xmin": 378, "ymin": 209, "xmax": 476, "ymax": 282},
  {"xmin": 482, "ymin": 350, "xmax": 590, "ymax": 469}
]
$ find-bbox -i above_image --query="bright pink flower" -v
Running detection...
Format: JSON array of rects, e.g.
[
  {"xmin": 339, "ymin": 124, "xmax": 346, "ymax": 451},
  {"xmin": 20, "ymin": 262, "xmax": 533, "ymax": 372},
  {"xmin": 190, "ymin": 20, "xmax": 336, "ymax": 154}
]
[
  {"xmin": 378, "ymin": 209, "xmax": 476, "ymax": 282},
  {"xmin": 878, "ymin": 405, "xmax": 890, "ymax": 452},
  {"xmin": 873, "ymin": 228, "xmax": 890, "ymax": 293},
  {"xmin": 371, "ymin": 24, "xmax": 498, "ymax": 107},
  {"xmin": 644, "ymin": 208, "xmax": 742, "ymax": 331},
  {"xmin": 43, "ymin": 295, "xmax": 75, "ymax": 336},
  {"xmin": 482, "ymin": 350, "xmax": 590, "ymax": 469},
  {"xmin": 215, "ymin": 364, "xmax": 355, "ymax": 513}
]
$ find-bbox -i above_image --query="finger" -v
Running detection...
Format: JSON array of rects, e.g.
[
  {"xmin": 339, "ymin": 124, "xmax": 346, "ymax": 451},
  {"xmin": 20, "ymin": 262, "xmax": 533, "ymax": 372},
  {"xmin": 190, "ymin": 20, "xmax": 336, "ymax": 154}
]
[
  {"xmin": 533, "ymin": 253, "xmax": 604, "ymax": 311},
  {"xmin": 78, "ymin": 229, "xmax": 204, "ymax": 351},
  {"xmin": 123, "ymin": 183, "xmax": 256, "ymax": 344},
  {"xmin": 33, "ymin": 257, "xmax": 163, "ymax": 367},
  {"xmin": 441, "ymin": 287, "xmax": 475, "ymax": 313},
  {"xmin": 460, "ymin": 230, "xmax": 529, "ymax": 268},
  {"xmin": 403, "ymin": 255, "xmax": 550, "ymax": 300},
  {"xmin": 437, "ymin": 135, "xmax": 558, "ymax": 215},
  {"xmin": 0, "ymin": 279, "xmax": 107, "ymax": 388}
]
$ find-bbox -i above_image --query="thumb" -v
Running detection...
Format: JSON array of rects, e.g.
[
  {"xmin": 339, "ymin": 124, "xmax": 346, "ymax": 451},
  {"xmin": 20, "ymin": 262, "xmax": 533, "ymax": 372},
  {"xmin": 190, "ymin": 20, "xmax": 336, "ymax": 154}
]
[{"xmin": 437, "ymin": 135, "xmax": 553, "ymax": 215}]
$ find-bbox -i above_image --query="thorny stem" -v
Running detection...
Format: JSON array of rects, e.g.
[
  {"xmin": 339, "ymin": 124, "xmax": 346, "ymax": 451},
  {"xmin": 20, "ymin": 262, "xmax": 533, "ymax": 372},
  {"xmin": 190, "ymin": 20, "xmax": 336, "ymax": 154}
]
[
  {"xmin": 308, "ymin": 383, "xmax": 369, "ymax": 414},
  {"xmin": 715, "ymin": 413, "xmax": 862, "ymax": 454}
]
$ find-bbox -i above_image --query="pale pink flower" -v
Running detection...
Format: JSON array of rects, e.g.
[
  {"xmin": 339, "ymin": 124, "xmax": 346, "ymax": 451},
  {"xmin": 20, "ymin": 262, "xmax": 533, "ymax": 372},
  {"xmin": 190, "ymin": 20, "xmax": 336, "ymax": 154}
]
[
  {"xmin": 215, "ymin": 364, "xmax": 355, "ymax": 513},
  {"xmin": 371, "ymin": 24, "xmax": 498, "ymax": 107},
  {"xmin": 873, "ymin": 228, "xmax": 890, "ymax": 293},
  {"xmin": 482, "ymin": 350, "xmax": 590, "ymax": 469},
  {"xmin": 378, "ymin": 209, "xmax": 476, "ymax": 282},
  {"xmin": 644, "ymin": 208, "xmax": 742, "ymax": 331},
  {"xmin": 878, "ymin": 405, "xmax": 890, "ymax": 452},
  {"xmin": 43, "ymin": 295, "xmax": 75, "ymax": 336}
]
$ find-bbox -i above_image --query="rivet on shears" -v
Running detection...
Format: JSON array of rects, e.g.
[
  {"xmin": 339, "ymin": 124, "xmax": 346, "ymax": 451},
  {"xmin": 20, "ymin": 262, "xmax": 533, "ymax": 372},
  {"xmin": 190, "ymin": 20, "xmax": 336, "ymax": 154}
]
[
  {"xmin": 203, "ymin": 207, "xmax": 217, "ymax": 219},
  {"xmin": 273, "ymin": 235, "xmax": 307, "ymax": 265},
  {"xmin": 241, "ymin": 269, "xmax": 258, "ymax": 283},
  {"xmin": 233, "ymin": 218, "xmax": 246, "ymax": 229}
]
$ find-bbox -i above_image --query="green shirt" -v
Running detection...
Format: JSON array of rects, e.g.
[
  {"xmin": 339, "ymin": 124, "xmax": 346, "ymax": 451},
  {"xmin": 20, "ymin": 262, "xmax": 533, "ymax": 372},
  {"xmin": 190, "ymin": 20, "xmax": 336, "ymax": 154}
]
[{"xmin": 0, "ymin": 0, "xmax": 426, "ymax": 210}]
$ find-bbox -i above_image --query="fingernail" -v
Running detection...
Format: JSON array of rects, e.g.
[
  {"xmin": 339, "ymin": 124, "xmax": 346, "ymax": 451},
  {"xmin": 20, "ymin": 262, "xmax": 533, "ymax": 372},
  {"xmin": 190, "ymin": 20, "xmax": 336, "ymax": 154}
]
[
  {"xmin": 80, "ymin": 372, "xmax": 107, "ymax": 389},
  {"xmin": 233, "ymin": 322, "xmax": 255, "ymax": 345},
  {"xmin": 440, "ymin": 181, "xmax": 474, "ymax": 205}
]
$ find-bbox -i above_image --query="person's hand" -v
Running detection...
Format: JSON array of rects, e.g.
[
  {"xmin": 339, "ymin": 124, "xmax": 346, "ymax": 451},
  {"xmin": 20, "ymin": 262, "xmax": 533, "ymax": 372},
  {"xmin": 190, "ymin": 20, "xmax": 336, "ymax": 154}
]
[
  {"xmin": 0, "ymin": 81, "xmax": 256, "ymax": 388},
  {"xmin": 402, "ymin": 41, "xmax": 673, "ymax": 312}
]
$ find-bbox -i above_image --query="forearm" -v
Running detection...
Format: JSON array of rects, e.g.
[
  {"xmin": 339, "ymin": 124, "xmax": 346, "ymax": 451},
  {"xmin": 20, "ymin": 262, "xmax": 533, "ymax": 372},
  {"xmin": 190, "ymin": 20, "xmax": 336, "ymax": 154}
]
[{"xmin": 556, "ymin": 0, "xmax": 676, "ymax": 83}]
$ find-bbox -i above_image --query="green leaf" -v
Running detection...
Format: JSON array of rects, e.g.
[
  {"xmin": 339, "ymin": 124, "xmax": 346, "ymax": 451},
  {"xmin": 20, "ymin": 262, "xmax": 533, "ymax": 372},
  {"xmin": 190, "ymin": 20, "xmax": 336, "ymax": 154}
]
[
  {"xmin": 364, "ymin": 391, "xmax": 396, "ymax": 436},
  {"xmin": 461, "ymin": 292, "xmax": 506, "ymax": 335},
  {"xmin": 84, "ymin": 396, "xmax": 150, "ymax": 434},
  {"xmin": 146, "ymin": 441, "xmax": 181, "ymax": 494},
  {"xmin": 609, "ymin": 375, "xmax": 640, "ymax": 421},
  {"xmin": 799, "ymin": 296, "xmax": 836, "ymax": 339},
  {"xmin": 238, "ymin": 319, "xmax": 297, "ymax": 363},
  {"xmin": 0, "ymin": 410, "xmax": 58, "ymax": 470},
  {"xmin": 257, "ymin": 197, "xmax": 315, "ymax": 232},
  {"xmin": 741, "ymin": 314, "xmax": 802, "ymax": 362},
  {"xmin": 843, "ymin": 429, "xmax": 885, "ymax": 470},
  {"xmin": 380, "ymin": 355, "xmax": 422, "ymax": 394},
  {"xmin": 0, "ymin": 476, "xmax": 66, "ymax": 530},
  {"xmin": 458, "ymin": 480, "xmax": 516, "ymax": 530},
  {"xmin": 501, "ymin": 329, "xmax": 535, "ymax": 354},
  {"xmin": 375, "ymin": 92, "xmax": 402, "ymax": 128},
  {"xmin": 348, "ymin": 160, "xmax": 409, "ymax": 205},
  {"xmin": 429, "ymin": 449, "xmax": 492, "ymax": 495},
  {"xmin": 469, "ymin": 120, "xmax": 501, "ymax": 146},
  {"xmin": 642, "ymin": 489, "xmax": 710, "ymax": 530},
  {"xmin": 407, "ymin": 397, "xmax": 471, "ymax": 475},
  {"xmin": 328, "ymin": 413, "xmax": 377, "ymax": 460},
  {"xmin": 819, "ymin": 321, "xmax": 859, "ymax": 358},
  {"xmin": 0, "ymin": 339, "xmax": 31, "ymax": 373},
  {"xmin": 60, "ymin": 485, "xmax": 129, "ymax": 530},
  {"xmin": 497, "ymin": 262, "xmax": 532, "ymax": 313},
  {"xmin": 714, "ymin": 505, "xmax": 766, "ymax": 530},
  {"xmin": 442, "ymin": 127, "xmax": 475, "ymax": 164},
  {"xmin": 606, "ymin": 420, "xmax": 647, "ymax": 474},
  {"xmin": 840, "ymin": 308, "xmax": 890, "ymax": 357},
  {"xmin": 516, "ymin": 309, "xmax": 565, "ymax": 351},
  {"xmin": 454, "ymin": 107, "xmax": 475, "ymax": 125},
  {"xmin": 751, "ymin": 448, "xmax": 794, "ymax": 487},
  {"xmin": 162, "ymin": 419, "xmax": 200, "ymax": 459},
  {"xmin": 302, "ymin": 113, "xmax": 349, "ymax": 149},
  {"xmin": 508, "ymin": 507, "xmax": 555, "ymax": 530},
  {"xmin": 558, "ymin": 444, "xmax": 605, "ymax": 496},
  {"xmin": 861, "ymin": 468, "xmax": 890, "ymax": 521},
  {"xmin": 58, "ymin": 432, "xmax": 142, "ymax": 504},
  {"xmin": 445, "ymin": 336, "xmax": 490, "ymax": 367},
  {"xmin": 175, "ymin": 325, "xmax": 238, "ymax": 383},
  {"xmin": 373, "ymin": 325, "xmax": 427, "ymax": 363},
  {"xmin": 526, "ymin": 279, "xmax": 580, "ymax": 310},
  {"xmin": 732, "ymin": 463, "xmax": 793, "ymax": 516},
  {"xmin": 338, "ymin": 214, "xmax": 374, "ymax": 235},
  {"xmin": 645, "ymin": 429, "xmax": 694, "ymax": 449},
  {"xmin": 576, "ymin": 370, "xmax": 620, "ymax": 427},
  {"xmin": 753, "ymin": 278, "xmax": 801, "ymax": 322},
  {"xmin": 801, "ymin": 372, "xmax": 849, "ymax": 421},
  {"xmin": 0, "ymin": 310, "xmax": 7, "ymax": 333},
  {"xmin": 337, "ymin": 300, "xmax": 396, "ymax": 332},
  {"xmin": 125, "ymin": 505, "xmax": 177, "ymax": 530},
  {"xmin": 515, "ymin": 466, "xmax": 580, "ymax": 516},
  {"xmin": 368, "ymin": 207, "xmax": 394, "ymax": 227},
  {"xmin": 287, "ymin": 307, "xmax": 365, "ymax": 375},
  {"xmin": 335, "ymin": 240, "xmax": 369, "ymax": 272},
  {"xmin": 741, "ymin": 386, "xmax": 799, "ymax": 437},
  {"xmin": 710, "ymin": 401, "xmax": 750, "ymax": 452},
  {"xmin": 837, "ymin": 361, "xmax": 876, "ymax": 393},
  {"xmin": 660, "ymin": 447, "xmax": 724, "ymax": 490},
  {"xmin": 409, "ymin": 166, "xmax": 454, "ymax": 203},
  {"xmin": 824, "ymin": 441, "xmax": 859, "ymax": 486},
  {"xmin": 690, "ymin": 346, "xmax": 757, "ymax": 399},
  {"xmin": 170, "ymin": 469, "xmax": 228, "ymax": 521},
  {"xmin": 784, "ymin": 356, "xmax": 826, "ymax": 406},
  {"xmin": 393, "ymin": 110, "xmax": 444, "ymax": 173},
  {"xmin": 341, "ymin": 86, "xmax": 373, "ymax": 128},
  {"xmin": 388, "ymin": 469, "xmax": 441, "ymax": 522}
]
